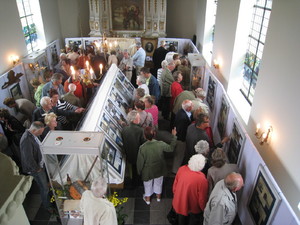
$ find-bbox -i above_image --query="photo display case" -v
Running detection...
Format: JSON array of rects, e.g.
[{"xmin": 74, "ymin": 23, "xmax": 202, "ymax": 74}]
[
  {"xmin": 41, "ymin": 131, "xmax": 107, "ymax": 225},
  {"xmin": 188, "ymin": 53, "xmax": 206, "ymax": 90}
]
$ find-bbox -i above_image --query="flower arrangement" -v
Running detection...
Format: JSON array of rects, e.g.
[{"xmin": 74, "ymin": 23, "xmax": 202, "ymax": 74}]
[{"xmin": 108, "ymin": 192, "xmax": 128, "ymax": 225}]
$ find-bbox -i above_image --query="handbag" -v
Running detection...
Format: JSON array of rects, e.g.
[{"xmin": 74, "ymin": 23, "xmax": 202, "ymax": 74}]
[{"xmin": 167, "ymin": 206, "xmax": 178, "ymax": 225}]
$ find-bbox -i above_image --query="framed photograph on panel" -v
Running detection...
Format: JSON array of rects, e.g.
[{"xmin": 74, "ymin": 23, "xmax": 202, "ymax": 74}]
[
  {"xmin": 206, "ymin": 75, "xmax": 217, "ymax": 111},
  {"xmin": 10, "ymin": 83, "xmax": 23, "ymax": 100},
  {"xmin": 141, "ymin": 38, "xmax": 158, "ymax": 60},
  {"xmin": 226, "ymin": 119, "xmax": 245, "ymax": 164},
  {"xmin": 217, "ymin": 94, "xmax": 229, "ymax": 138},
  {"xmin": 248, "ymin": 165, "xmax": 281, "ymax": 225},
  {"xmin": 110, "ymin": 0, "xmax": 145, "ymax": 31}
]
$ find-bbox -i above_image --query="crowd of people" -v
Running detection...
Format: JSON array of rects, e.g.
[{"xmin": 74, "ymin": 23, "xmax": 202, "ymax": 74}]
[{"xmin": 0, "ymin": 42, "xmax": 244, "ymax": 225}]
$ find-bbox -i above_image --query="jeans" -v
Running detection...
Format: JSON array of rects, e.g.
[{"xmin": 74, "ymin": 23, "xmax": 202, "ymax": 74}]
[{"xmin": 31, "ymin": 169, "xmax": 50, "ymax": 209}]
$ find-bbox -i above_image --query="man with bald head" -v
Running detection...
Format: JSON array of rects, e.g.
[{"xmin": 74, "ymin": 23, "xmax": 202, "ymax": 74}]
[{"xmin": 203, "ymin": 172, "xmax": 244, "ymax": 225}]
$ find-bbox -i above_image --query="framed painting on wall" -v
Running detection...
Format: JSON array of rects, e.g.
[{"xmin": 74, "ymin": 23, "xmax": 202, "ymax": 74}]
[
  {"xmin": 141, "ymin": 38, "xmax": 158, "ymax": 62},
  {"xmin": 206, "ymin": 75, "xmax": 217, "ymax": 112},
  {"xmin": 110, "ymin": 0, "xmax": 145, "ymax": 31},
  {"xmin": 217, "ymin": 94, "xmax": 230, "ymax": 138},
  {"xmin": 10, "ymin": 83, "xmax": 23, "ymax": 100},
  {"xmin": 248, "ymin": 165, "xmax": 281, "ymax": 225},
  {"xmin": 226, "ymin": 119, "xmax": 245, "ymax": 164}
]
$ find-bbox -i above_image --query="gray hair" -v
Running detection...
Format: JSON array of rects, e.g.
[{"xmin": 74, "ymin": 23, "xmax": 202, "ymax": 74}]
[
  {"xmin": 195, "ymin": 88, "xmax": 206, "ymax": 98},
  {"xmin": 188, "ymin": 154, "xmax": 206, "ymax": 172},
  {"xmin": 136, "ymin": 42, "xmax": 142, "ymax": 47},
  {"xmin": 194, "ymin": 140, "xmax": 210, "ymax": 155},
  {"xmin": 91, "ymin": 176, "xmax": 107, "ymax": 198},
  {"xmin": 51, "ymin": 73, "xmax": 62, "ymax": 82},
  {"xmin": 161, "ymin": 60, "xmax": 168, "ymax": 69},
  {"xmin": 137, "ymin": 75, "xmax": 147, "ymax": 84},
  {"xmin": 40, "ymin": 96, "xmax": 51, "ymax": 107},
  {"xmin": 29, "ymin": 121, "xmax": 45, "ymax": 131},
  {"xmin": 68, "ymin": 83, "xmax": 77, "ymax": 92},
  {"xmin": 224, "ymin": 172, "xmax": 243, "ymax": 191},
  {"xmin": 127, "ymin": 110, "xmax": 139, "ymax": 123},
  {"xmin": 182, "ymin": 100, "xmax": 192, "ymax": 111}
]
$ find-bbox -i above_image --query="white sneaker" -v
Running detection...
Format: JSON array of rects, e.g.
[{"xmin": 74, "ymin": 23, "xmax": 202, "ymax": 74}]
[
  {"xmin": 143, "ymin": 195, "xmax": 150, "ymax": 205},
  {"xmin": 157, "ymin": 198, "xmax": 161, "ymax": 202}
]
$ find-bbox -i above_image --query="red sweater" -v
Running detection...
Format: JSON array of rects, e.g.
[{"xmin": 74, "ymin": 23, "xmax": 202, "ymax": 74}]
[
  {"xmin": 171, "ymin": 81, "xmax": 183, "ymax": 109},
  {"xmin": 172, "ymin": 165, "xmax": 208, "ymax": 216}
]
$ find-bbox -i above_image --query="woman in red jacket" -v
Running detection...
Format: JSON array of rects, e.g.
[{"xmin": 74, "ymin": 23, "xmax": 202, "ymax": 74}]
[{"xmin": 172, "ymin": 154, "xmax": 208, "ymax": 225}]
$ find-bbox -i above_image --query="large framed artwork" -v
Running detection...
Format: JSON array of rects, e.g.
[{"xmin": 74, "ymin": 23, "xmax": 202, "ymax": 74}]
[
  {"xmin": 248, "ymin": 165, "xmax": 281, "ymax": 225},
  {"xmin": 141, "ymin": 38, "xmax": 158, "ymax": 62},
  {"xmin": 10, "ymin": 83, "xmax": 23, "ymax": 100},
  {"xmin": 206, "ymin": 75, "xmax": 217, "ymax": 112},
  {"xmin": 226, "ymin": 119, "xmax": 245, "ymax": 164},
  {"xmin": 110, "ymin": 0, "xmax": 145, "ymax": 31},
  {"xmin": 217, "ymin": 94, "xmax": 230, "ymax": 138}
]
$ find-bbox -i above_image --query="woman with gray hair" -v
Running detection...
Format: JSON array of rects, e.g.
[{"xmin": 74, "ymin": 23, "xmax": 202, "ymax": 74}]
[
  {"xmin": 172, "ymin": 154, "xmax": 208, "ymax": 225},
  {"xmin": 136, "ymin": 75, "xmax": 149, "ymax": 95},
  {"xmin": 194, "ymin": 140, "xmax": 212, "ymax": 176},
  {"xmin": 207, "ymin": 148, "xmax": 239, "ymax": 195},
  {"xmin": 80, "ymin": 177, "xmax": 117, "ymax": 225}
]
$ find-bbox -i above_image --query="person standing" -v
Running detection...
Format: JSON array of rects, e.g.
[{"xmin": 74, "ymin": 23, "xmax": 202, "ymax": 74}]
[
  {"xmin": 121, "ymin": 110, "xmax": 146, "ymax": 186},
  {"xmin": 119, "ymin": 49, "xmax": 133, "ymax": 81},
  {"xmin": 80, "ymin": 177, "xmax": 118, "ymax": 225},
  {"xmin": 137, "ymin": 127, "xmax": 177, "ymax": 205},
  {"xmin": 140, "ymin": 67, "xmax": 160, "ymax": 104},
  {"xmin": 172, "ymin": 100, "xmax": 193, "ymax": 174},
  {"xmin": 153, "ymin": 40, "xmax": 168, "ymax": 77},
  {"xmin": 160, "ymin": 61, "xmax": 175, "ymax": 120},
  {"xmin": 172, "ymin": 154, "xmax": 208, "ymax": 225},
  {"xmin": 203, "ymin": 172, "xmax": 244, "ymax": 225},
  {"xmin": 42, "ymin": 73, "xmax": 65, "ymax": 97},
  {"xmin": 132, "ymin": 42, "xmax": 146, "ymax": 78},
  {"xmin": 19, "ymin": 121, "xmax": 52, "ymax": 211}
]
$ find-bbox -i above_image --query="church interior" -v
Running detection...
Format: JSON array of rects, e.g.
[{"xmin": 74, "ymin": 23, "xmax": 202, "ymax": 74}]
[{"xmin": 0, "ymin": 0, "xmax": 299, "ymax": 225}]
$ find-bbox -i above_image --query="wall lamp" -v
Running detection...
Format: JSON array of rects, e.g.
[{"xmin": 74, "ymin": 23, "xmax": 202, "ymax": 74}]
[
  {"xmin": 10, "ymin": 55, "xmax": 20, "ymax": 66},
  {"xmin": 213, "ymin": 59, "xmax": 220, "ymax": 69},
  {"xmin": 255, "ymin": 123, "xmax": 273, "ymax": 145}
]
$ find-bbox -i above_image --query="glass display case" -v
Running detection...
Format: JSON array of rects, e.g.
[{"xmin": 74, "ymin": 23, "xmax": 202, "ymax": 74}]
[
  {"xmin": 188, "ymin": 53, "xmax": 206, "ymax": 90},
  {"xmin": 50, "ymin": 64, "xmax": 134, "ymax": 189},
  {"xmin": 41, "ymin": 131, "xmax": 108, "ymax": 225}
]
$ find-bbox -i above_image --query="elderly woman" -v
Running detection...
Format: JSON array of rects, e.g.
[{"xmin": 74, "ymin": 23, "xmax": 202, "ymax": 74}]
[
  {"xmin": 136, "ymin": 75, "xmax": 149, "ymax": 95},
  {"xmin": 137, "ymin": 127, "xmax": 177, "ymax": 205},
  {"xmin": 134, "ymin": 100, "xmax": 153, "ymax": 128},
  {"xmin": 207, "ymin": 148, "xmax": 239, "ymax": 195},
  {"xmin": 143, "ymin": 95, "xmax": 158, "ymax": 129},
  {"xmin": 41, "ymin": 112, "xmax": 58, "ymax": 141},
  {"xmin": 172, "ymin": 154, "xmax": 208, "ymax": 225},
  {"xmin": 80, "ymin": 177, "xmax": 118, "ymax": 225},
  {"xmin": 194, "ymin": 140, "xmax": 211, "ymax": 175}
]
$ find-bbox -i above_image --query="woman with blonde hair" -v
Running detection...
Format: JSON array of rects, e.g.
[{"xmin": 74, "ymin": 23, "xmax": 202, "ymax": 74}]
[{"xmin": 41, "ymin": 112, "xmax": 58, "ymax": 141}]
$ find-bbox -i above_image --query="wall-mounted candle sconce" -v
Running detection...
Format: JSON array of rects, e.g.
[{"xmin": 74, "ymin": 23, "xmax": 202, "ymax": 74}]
[
  {"xmin": 213, "ymin": 59, "xmax": 219, "ymax": 69},
  {"xmin": 10, "ymin": 55, "xmax": 20, "ymax": 66},
  {"xmin": 255, "ymin": 123, "xmax": 273, "ymax": 145}
]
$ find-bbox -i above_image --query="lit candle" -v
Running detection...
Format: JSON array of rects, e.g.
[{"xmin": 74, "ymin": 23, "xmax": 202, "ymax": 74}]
[
  {"xmin": 95, "ymin": 42, "xmax": 100, "ymax": 50},
  {"xmin": 256, "ymin": 123, "xmax": 261, "ymax": 133},
  {"xmin": 85, "ymin": 61, "xmax": 89, "ymax": 69},
  {"xmin": 114, "ymin": 40, "xmax": 118, "ymax": 47},
  {"xmin": 90, "ymin": 68, "xmax": 94, "ymax": 79},
  {"xmin": 99, "ymin": 64, "xmax": 103, "ymax": 74},
  {"xmin": 262, "ymin": 132, "xmax": 267, "ymax": 142},
  {"xmin": 70, "ymin": 66, "xmax": 75, "ymax": 80},
  {"xmin": 109, "ymin": 43, "xmax": 112, "ymax": 49}
]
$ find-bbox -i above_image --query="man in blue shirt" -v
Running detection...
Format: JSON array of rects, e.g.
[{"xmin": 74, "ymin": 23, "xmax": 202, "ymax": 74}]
[{"xmin": 132, "ymin": 42, "xmax": 146, "ymax": 77}]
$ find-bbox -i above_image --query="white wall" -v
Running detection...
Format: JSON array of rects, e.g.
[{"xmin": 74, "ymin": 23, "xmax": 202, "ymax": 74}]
[
  {"xmin": 0, "ymin": 0, "xmax": 28, "ymax": 74},
  {"xmin": 57, "ymin": 0, "xmax": 90, "ymax": 39},
  {"xmin": 39, "ymin": 0, "xmax": 62, "ymax": 44},
  {"xmin": 166, "ymin": 0, "xmax": 197, "ymax": 39},
  {"xmin": 202, "ymin": 0, "xmax": 300, "ymax": 219},
  {"xmin": 250, "ymin": 0, "xmax": 300, "ymax": 218},
  {"xmin": 195, "ymin": 0, "xmax": 206, "ymax": 52}
]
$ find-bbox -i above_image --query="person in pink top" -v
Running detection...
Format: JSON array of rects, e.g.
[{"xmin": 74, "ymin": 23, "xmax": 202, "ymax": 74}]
[{"xmin": 144, "ymin": 95, "xmax": 159, "ymax": 129}]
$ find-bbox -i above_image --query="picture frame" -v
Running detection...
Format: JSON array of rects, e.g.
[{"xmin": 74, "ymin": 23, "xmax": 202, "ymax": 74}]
[
  {"xmin": 110, "ymin": 0, "xmax": 145, "ymax": 31},
  {"xmin": 206, "ymin": 75, "xmax": 217, "ymax": 112},
  {"xmin": 10, "ymin": 83, "xmax": 23, "ymax": 100},
  {"xmin": 248, "ymin": 165, "xmax": 281, "ymax": 225},
  {"xmin": 217, "ymin": 94, "xmax": 230, "ymax": 138},
  {"xmin": 141, "ymin": 38, "xmax": 158, "ymax": 58},
  {"xmin": 226, "ymin": 118, "xmax": 245, "ymax": 164}
]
